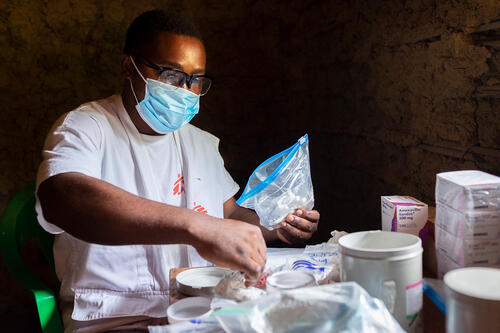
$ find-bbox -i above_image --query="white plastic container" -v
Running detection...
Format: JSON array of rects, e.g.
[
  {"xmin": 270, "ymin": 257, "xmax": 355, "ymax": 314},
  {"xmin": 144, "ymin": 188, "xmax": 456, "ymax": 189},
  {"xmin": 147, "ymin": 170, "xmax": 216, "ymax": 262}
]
[
  {"xmin": 339, "ymin": 231, "xmax": 423, "ymax": 333},
  {"xmin": 444, "ymin": 267, "xmax": 500, "ymax": 333},
  {"xmin": 166, "ymin": 296, "xmax": 212, "ymax": 324}
]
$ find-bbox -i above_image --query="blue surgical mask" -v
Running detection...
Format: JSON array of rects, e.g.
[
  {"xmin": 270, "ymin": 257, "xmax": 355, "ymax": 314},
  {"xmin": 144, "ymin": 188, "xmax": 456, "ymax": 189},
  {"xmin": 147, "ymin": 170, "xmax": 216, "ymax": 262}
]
[{"xmin": 129, "ymin": 57, "xmax": 200, "ymax": 134}]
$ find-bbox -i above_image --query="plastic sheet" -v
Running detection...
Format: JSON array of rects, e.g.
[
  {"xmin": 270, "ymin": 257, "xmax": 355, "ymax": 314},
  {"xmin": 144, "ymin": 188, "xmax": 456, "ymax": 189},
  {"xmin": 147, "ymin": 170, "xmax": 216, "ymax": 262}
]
[
  {"xmin": 237, "ymin": 134, "xmax": 314, "ymax": 230},
  {"xmin": 213, "ymin": 282, "xmax": 404, "ymax": 333}
]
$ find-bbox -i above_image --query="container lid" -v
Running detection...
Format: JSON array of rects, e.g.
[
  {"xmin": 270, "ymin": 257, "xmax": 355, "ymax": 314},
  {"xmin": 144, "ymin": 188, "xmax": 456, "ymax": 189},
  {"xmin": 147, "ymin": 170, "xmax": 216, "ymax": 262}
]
[
  {"xmin": 267, "ymin": 270, "xmax": 315, "ymax": 290},
  {"xmin": 166, "ymin": 296, "xmax": 212, "ymax": 323},
  {"xmin": 444, "ymin": 267, "xmax": 500, "ymax": 301},
  {"xmin": 176, "ymin": 267, "xmax": 232, "ymax": 296},
  {"xmin": 338, "ymin": 230, "xmax": 422, "ymax": 260}
]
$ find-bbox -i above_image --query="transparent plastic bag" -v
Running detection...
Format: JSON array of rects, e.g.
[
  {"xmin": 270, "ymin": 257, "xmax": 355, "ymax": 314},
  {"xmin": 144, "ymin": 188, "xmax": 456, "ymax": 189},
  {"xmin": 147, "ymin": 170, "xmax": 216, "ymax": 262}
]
[{"xmin": 237, "ymin": 134, "xmax": 314, "ymax": 230}]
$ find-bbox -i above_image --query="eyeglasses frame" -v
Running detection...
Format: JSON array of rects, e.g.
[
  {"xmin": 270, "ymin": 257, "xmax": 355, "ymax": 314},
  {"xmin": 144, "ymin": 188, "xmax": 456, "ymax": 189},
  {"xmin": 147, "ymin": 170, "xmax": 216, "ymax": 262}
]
[{"xmin": 133, "ymin": 54, "xmax": 213, "ymax": 95}]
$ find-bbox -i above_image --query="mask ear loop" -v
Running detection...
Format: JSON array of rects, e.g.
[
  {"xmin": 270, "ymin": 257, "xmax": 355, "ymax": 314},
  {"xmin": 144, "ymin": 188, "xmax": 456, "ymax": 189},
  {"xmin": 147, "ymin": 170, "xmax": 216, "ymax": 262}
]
[{"xmin": 129, "ymin": 56, "xmax": 147, "ymax": 106}]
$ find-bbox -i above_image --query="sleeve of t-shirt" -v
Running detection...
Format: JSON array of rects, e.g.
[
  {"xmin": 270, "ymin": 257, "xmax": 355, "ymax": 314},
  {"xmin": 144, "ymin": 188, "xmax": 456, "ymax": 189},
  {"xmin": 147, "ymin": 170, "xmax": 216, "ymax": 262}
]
[
  {"xmin": 214, "ymin": 139, "xmax": 240, "ymax": 203},
  {"xmin": 35, "ymin": 109, "xmax": 103, "ymax": 234}
]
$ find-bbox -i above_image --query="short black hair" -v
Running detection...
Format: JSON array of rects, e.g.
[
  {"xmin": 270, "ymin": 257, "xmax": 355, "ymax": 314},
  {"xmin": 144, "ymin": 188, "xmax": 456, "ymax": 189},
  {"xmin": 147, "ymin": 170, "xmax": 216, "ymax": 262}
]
[{"xmin": 123, "ymin": 10, "xmax": 202, "ymax": 55}]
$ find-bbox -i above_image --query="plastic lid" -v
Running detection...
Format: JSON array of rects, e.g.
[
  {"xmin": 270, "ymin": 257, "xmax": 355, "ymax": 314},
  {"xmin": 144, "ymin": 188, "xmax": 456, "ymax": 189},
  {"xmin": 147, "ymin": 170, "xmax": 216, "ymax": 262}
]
[
  {"xmin": 267, "ymin": 271, "xmax": 315, "ymax": 290},
  {"xmin": 444, "ymin": 267, "xmax": 500, "ymax": 301},
  {"xmin": 167, "ymin": 296, "xmax": 212, "ymax": 323},
  {"xmin": 176, "ymin": 267, "xmax": 231, "ymax": 296},
  {"xmin": 338, "ymin": 230, "xmax": 422, "ymax": 260}
]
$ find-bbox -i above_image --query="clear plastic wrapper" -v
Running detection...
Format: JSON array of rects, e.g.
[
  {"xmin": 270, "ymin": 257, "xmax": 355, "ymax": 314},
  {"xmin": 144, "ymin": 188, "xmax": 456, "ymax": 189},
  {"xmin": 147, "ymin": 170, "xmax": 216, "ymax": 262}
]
[
  {"xmin": 435, "ymin": 203, "xmax": 500, "ymax": 239},
  {"xmin": 237, "ymin": 134, "xmax": 314, "ymax": 230},
  {"xmin": 435, "ymin": 225, "xmax": 500, "ymax": 266},
  {"xmin": 286, "ymin": 242, "xmax": 341, "ymax": 284},
  {"xmin": 436, "ymin": 249, "xmax": 464, "ymax": 278},
  {"xmin": 435, "ymin": 170, "xmax": 500, "ymax": 212},
  {"xmin": 213, "ymin": 282, "xmax": 404, "ymax": 333}
]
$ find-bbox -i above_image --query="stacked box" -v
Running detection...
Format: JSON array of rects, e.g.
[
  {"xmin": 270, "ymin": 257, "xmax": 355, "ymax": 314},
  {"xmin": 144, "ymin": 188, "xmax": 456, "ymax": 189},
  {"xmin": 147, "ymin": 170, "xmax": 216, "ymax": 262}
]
[{"xmin": 435, "ymin": 170, "xmax": 500, "ymax": 277}]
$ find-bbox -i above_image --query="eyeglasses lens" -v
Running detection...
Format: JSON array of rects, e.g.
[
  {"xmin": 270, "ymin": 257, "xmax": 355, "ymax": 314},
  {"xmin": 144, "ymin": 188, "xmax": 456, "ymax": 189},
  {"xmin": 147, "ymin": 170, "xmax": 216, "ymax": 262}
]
[{"xmin": 159, "ymin": 70, "xmax": 211, "ymax": 96}]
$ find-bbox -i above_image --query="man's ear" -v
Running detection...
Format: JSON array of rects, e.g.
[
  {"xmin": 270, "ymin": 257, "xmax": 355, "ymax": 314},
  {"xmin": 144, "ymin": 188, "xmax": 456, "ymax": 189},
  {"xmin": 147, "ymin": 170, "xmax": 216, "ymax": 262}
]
[{"xmin": 121, "ymin": 55, "xmax": 134, "ymax": 79}]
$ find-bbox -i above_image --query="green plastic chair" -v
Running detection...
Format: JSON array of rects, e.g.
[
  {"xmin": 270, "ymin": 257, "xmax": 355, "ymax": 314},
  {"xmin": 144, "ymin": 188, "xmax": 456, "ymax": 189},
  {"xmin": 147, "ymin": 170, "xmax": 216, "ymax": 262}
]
[{"xmin": 0, "ymin": 183, "xmax": 63, "ymax": 333}]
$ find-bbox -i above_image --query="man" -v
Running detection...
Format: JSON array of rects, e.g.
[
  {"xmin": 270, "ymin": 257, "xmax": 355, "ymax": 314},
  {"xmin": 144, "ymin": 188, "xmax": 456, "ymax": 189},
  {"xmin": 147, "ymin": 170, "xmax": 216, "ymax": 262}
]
[{"xmin": 36, "ymin": 10, "xmax": 319, "ymax": 332}]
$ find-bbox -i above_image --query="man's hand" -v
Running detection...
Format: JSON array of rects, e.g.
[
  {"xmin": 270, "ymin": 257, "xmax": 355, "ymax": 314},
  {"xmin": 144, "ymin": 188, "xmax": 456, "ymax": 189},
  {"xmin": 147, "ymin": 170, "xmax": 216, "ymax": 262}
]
[
  {"xmin": 276, "ymin": 209, "xmax": 319, "ymax": 244},
  {"xmin": 192, "ymin": 218, "xmax": 267, "ymax": 281}
]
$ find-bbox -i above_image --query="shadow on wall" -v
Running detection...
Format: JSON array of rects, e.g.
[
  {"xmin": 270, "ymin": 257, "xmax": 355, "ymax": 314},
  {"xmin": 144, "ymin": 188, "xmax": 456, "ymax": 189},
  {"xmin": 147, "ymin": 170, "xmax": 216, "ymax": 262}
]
[{"xmin": 0, "ymin": 0, "xmax": 177, "ymax": 213}]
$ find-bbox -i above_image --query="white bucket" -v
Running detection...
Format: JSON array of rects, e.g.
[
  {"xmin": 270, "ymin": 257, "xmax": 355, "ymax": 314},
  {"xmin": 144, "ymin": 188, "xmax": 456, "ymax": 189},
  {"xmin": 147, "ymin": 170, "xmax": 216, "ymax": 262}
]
[
  {"xmin": 339, "ymin": 230, "xmax": 423, "ymax": 333},
  {"xmin": 444, "ymin": 267, "xmax": 500, "ymax": 333}
]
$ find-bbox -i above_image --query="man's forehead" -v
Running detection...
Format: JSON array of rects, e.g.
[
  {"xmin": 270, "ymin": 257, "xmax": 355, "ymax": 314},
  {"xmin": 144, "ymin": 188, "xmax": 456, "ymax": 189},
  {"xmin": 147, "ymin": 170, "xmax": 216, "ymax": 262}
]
[{"xmin": 140, "ymin": 32, "xmax": 206, "ymax": 70}]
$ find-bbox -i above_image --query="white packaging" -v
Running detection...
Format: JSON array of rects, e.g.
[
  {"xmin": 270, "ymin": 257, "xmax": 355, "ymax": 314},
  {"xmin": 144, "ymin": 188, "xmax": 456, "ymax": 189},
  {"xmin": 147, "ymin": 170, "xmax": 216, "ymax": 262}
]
[
  {"xmin": 381, "ymin": 196, "xmax": 428, "ymax": 236},
  {"xmin": 437, "ymin": 249, "xmax": 463, "ymax": 278},
  {"xmin": 435, "ymin": 226, "xmax": 500, "ymax": 266},
  {"xmin": 436, "ymin": 249, "xmax": 497, "ymax": 278},
  {"xmin": 435, "ymin": 203, "xmax": 500, "ymax": 239},
  {"xmin": 436, "ymin": 170, "xmax": 500, "ymax": 212}
]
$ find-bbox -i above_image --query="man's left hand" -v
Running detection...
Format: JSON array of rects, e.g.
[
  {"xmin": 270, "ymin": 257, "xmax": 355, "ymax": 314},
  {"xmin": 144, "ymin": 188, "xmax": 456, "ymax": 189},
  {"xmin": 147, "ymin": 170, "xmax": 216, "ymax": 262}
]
[{"xmin": 276, "ymin": 209, "xmax": 319, "ymax": 244}]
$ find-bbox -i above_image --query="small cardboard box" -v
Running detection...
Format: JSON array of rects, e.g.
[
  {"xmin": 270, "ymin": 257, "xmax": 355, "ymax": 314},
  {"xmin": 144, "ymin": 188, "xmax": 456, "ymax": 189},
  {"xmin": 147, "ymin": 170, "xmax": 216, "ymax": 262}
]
[{"xmin": 381, "ymin": 196, "xmax": 428, "ymax": 236}]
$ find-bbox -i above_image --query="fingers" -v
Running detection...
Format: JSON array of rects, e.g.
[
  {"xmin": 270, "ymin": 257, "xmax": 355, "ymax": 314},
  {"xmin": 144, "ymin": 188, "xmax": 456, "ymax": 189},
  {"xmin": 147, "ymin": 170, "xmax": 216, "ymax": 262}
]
[
  {"xmin": 279, "ymin": 221, "xmax": 311, "ymax": 242},
  {"xmin": 276, "ymin": 228, "xmax": 293, "ymax": 244},
  {"xmin": 196, "ymin": 219, "xmax": 266, "ymax": 281},
  {"xmin": 230, "ymin": 224, "xmax": 266, "ymax": 280},
  {"xmin": 281, "ymin": 209, "xmax": 319, "ymax": 234},
  {"xmin": 295, "ymin": 209, "xmax": 320, "ymax": 223},
  {"xmin": 276, "ymin": 209, "xmax": 319, "ymax": 244}
]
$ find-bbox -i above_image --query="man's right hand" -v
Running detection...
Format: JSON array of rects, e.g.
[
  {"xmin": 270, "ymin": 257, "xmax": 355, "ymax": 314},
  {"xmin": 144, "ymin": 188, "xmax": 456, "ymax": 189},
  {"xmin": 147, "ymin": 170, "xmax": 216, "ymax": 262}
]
[
  {"xmin": 192, "ymin": 218, "xmax": 267, "ymax": 281},
  {"xmin": 39, "ymin": 173, "xmax": 266, "ymax": 280}
]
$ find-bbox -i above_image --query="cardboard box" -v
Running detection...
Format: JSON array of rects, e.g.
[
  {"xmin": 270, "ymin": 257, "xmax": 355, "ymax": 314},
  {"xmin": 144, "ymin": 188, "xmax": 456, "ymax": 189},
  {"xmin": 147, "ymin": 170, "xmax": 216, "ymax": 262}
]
[
  {"xmin": 435, "ymin": 225, "xmax": 500, "ymax": 266},
  {"xmin": 381, "ymin": 196, "xmax": 428, "ymax": 236},
  {"xmin": 435, "ymin": 202, "xmax": 500, "ymax": 239},
  {"xmin": 436, "ymin": 170, "xmax": 500, "ymax": 212}
]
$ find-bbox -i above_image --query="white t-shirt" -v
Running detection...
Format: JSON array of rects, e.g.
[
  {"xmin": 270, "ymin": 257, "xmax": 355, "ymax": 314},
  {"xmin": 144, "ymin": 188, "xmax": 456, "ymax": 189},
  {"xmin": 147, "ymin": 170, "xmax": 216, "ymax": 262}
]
[{"xmin": 35, "ymin": 94, "xmax": 239, "ymax": 326}]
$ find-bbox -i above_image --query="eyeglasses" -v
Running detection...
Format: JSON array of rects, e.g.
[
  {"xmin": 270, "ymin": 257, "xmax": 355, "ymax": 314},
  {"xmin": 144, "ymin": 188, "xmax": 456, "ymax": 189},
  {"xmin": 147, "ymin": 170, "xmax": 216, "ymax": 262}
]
[{"xmin": 134, "ymin": 54, "xmax": 213, "ymax": 96}]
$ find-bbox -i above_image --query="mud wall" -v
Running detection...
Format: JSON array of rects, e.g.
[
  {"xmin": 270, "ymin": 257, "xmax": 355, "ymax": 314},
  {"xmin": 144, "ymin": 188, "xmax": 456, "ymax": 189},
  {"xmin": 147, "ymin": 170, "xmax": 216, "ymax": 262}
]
[{"xmin": 1, "ymin": 0, "xmax": 500, "ymax": 330}]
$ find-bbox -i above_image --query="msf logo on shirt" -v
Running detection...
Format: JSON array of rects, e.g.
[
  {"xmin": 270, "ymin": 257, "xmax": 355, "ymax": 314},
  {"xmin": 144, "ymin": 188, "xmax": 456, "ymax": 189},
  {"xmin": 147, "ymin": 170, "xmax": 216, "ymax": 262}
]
[
  {"xmin": 193, "ymin": 202, "xmax": 207, "ymax": 214},
  {"xmin": 172, "ymin": 173, "xmax": 184, "ymax": 195}
]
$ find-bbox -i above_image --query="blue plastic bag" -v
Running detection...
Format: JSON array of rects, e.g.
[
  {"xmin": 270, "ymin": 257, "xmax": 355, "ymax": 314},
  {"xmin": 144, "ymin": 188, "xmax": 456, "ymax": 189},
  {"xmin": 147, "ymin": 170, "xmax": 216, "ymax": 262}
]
[{"xmin": 237, "ymin": 134, "xmax": 314, "ymax": 230}]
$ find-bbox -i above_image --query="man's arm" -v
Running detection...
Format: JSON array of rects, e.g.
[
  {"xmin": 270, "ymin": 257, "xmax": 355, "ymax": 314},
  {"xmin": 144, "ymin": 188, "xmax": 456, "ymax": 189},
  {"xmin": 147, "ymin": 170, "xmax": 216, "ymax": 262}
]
[
  {"xmin": 37, "ymin": 172, "xmax": 266, "ymax": 279},
  {"xmin": 223, "ymin": 197, "xmax": 320, "ymax": 244}
]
